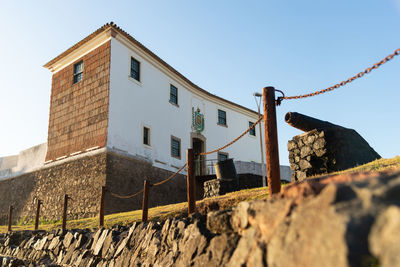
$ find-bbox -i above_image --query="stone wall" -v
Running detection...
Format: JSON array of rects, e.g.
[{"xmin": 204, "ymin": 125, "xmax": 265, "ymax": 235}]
[
  {"xmin": 288, "ymin": 129, "xmax": 327, "ymax": 181},
  {"xmin": 1, "ymin": 169, "xmax": 399, "ymax": 266},
  {"xmin": 288, "ymin": 128, "xmax": 381, "ymax": 182},
  {"xmin": 0, "ymin": 151, "xmax": 188, "ymax": 224},
  {"xmin": 46, "ymin": 41, "xmax": 111, "ymax": 161},
  {"xmin": 0, "ymin": 152, "xmax": 107, "ymax": 225},
  {"xmin": 203, "ymin": 174, "xmax": 263, "ymax": 198},
  {"xmin": 105, "ymin": 151, "xmax": 187, "ymax": 214}
]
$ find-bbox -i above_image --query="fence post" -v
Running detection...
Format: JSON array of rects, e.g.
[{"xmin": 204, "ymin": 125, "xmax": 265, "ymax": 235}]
[
  {"xmin": 34, "ymin": 200, "xmax": 42, "ymax": 231},
  {"xmin": 187, "ymin": 148, "xmax": 196, "ymax": 214},
  {"xmin": 142, "ymin": 180, "xmax": 150, "ymax": 223},
  {"xmin": 263, "ymin": 86, "xmax": 281, "ymax": 196},
  {"xmin": 99, "ymin": 186, "xmax": 106, "ymax": 228},
  {"xmin": 62, "ymin": 194, "xmax": 69, "ymax": 231},
  {"xmin": 7, "ymin": 205, "xmax": 13, "ymax": 232}
]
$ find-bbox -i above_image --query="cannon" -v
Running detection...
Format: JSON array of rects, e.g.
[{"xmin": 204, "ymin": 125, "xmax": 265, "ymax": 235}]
[
  {"xmin": 284, "ymin": 112, "xmax": 343, "ymax": 132},
  {"xmin": 285, "ymin": 111, "xmax": 381, "ymax": 181}
]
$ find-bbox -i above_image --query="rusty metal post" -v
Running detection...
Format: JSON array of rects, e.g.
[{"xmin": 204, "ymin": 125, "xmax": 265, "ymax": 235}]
[
  {"xmin": 142, "ymin": 180, "xmax": 150, "ymax": 223},
  {"xmin": 34, "ymin": 200, "xmax": 42, "ymax": 230},
  {"xmin": 187, "ymin": 148, "xmax": 196, "ymax": 214},
  {"xmin": 7, "ymin": 205, "xmax": 13, "ymax": 232},
  {"xmin": 99, "ymin": 186, "xmax": 106, "ymax": 228},
  {"xmin": 62, "ymin": 194, "xmax": 69, "ymax": 231},
  {"xmin": 263, "ymin": 87, "xmax": 281, "ymax": 196}
]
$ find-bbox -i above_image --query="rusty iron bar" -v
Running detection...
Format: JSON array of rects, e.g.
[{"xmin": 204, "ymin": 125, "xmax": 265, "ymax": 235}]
[
  {"xmin": 187, "ymin": 148, "xmax": 196, "ymax": 214},
  {"xmin": 62, "ymin": 194, "xmax": 69, "ymax": 231},
  {"xmin": 285, "ymin": 112, "xmax": 342, "ymax": 132},
  {"xmin": 263, "ymin": 87, "xmax": 281, "ymax": 196},
  {"xmin": 142, "ymin": 180, "xmax": 150, "ymax": 223},
  {"xmin": 99, "ymin": 186, "xmax": 106, "ymax": 227},
  {"xmin": 34, "ymin": 200, "xmax": 42, "ymax": 231},
  {"xmin": 7, "ymin": 205, "xmax": 13, "ymax": 232}
]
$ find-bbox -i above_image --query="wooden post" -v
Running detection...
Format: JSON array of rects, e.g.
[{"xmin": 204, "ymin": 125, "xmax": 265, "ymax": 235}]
[
  {"xmin": 62, "ymin": 194, "xmax": 69, "ymax": 231},
  {"xmin": 99, "ymin": 186, "xmax": 106, "ymax": 228},
  {"xmin": 142, "ymin": 180, "xmax": 150, "ymax": 223},
  {"xmin": 263, "ymin": 87, "xmax": 281, "ymax": 196},
  {"xmin": 34, "ymin": 200, "xmax": 42, "ymax": 230},
  {"xmin": 7, "ymin": 205, "xmax": 13, "ymax": 232},
  {"xmin": 187, "ymin": 148, "xmax": 196, "ymax": 214}
]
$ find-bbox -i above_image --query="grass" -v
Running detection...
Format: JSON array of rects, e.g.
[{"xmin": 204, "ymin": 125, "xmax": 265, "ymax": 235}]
[
  {"xmin": 1, "ymin": 156, "xmax": 399, "ymax": 233},
  {"xmin": 0, "ymin": 187, "xmax": 270, "ymax": 233}
]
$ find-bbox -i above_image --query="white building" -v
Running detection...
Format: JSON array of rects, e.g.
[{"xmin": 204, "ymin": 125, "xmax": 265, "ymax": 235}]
[{"xmin": 1, "ymin": 22, "xmax": 290, "ymax": 182}]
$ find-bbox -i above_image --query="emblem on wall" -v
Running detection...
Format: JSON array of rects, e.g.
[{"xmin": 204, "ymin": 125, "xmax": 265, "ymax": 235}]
[{"xmin": 192, "ymin": 107, "xmax": 205, "ymax": 133}]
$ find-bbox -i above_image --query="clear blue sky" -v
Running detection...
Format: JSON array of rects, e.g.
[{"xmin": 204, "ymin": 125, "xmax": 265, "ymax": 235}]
[{"xmin": 0, "ymin": 1, "xmax": 399, "ymax": 165}]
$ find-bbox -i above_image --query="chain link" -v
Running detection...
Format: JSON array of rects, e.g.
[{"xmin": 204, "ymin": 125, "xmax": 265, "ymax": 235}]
[
  {"xmin": 108, "ymin": 162, "xmax": 187, "ymax": 199},
  {"xmin": 152, "ymin": 163, "xmax": 187, "ymax": 187},
  {"xmin": 200, "ymin": 116, "xmax": 263, "ymax": 156},
  {"xmin": 109, "ymin": 189, "xmax": 144, "ymax": 199},
  {"xmin": 282, "ymin": 48, "xmax": 400, "ymax": 100}
]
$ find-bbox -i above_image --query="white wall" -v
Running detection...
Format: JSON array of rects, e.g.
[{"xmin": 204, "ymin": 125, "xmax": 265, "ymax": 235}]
[
  {"xmin": 107, "ymin": 37, "xmax": 266, "ymax": 173},
  {"xmin": 0, "ymin": 143, "xmax": 47, "ymax": 180}
]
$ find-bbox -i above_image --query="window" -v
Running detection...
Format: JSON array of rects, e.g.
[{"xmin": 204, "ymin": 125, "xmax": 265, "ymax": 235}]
[
  {"xmin": 170, "ymin": 84, "xmax": 178, "ymax": 105},
  {"xmin": 73, "ymin": 61, "xmax": 83, "ymax": 84},
  {"xmin": 218, "ymin": 109, "xmax": 227, "ymax": 126},
  {"xmin": 218, "ymin": 152, "xmax": 228, "ymax": 162},
  {"xmin": 249, "ymin": 121, "xmax": 256, "ymax": 136},
  {"xmin": 130, "ymin": 57, "xmax": 140, "ymax": 82},
  {"xmin": 143, "ymin": 127, "xmax": 150, "ymax": 146},
  {"xmin": 171, "ymin": 136, "xmax": 181, "ymax": 158}
]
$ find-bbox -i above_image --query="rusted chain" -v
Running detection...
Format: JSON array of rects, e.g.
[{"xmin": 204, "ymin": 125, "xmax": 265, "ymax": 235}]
[
  {"xmin": 152, "ymin": 162, "xmax": 187, "ymax": 187},
  {"xmin": 200, "ymin": 116, "xmax": 263, "ymax": 156},
  {"xmin": 108, "ymin": 162, "xmax": 187, "ymax": 198},
  {"xmin": 281, "ymin": 48, "xmax": 400, "ymax": 101},
  {"xmin": 109, "ymin": 189, "xmax": 144, "ymax": 199}
]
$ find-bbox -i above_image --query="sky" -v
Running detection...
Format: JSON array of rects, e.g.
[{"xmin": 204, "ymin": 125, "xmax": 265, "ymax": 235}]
[{"xmin": 0, "ymin": 0, "xmax": 399, "ymax": 165}]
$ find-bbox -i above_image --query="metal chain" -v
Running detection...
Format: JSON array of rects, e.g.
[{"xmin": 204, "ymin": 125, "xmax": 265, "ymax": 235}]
[
  {"xmin": 109, "ymin": 189, "xmax": 144, "ymax": 199},
  {"xmin": 200, "ymin": 116, "xmax": 263, "ymax": 156},
  {"xmin": 108, "ymin": 162, "xmax": 187, "ymax": 199},
  {"xmin": 281, "ymin": 48, "xmax": 400, "ymax": 101},
  {"xmin": 152, "ymin": 163, "xmax": 187, "ymax": 186}
]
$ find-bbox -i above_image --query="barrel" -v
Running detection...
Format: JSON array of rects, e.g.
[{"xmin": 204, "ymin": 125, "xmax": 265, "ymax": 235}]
[{"xmin": 213, "ymin": 158, "xmax": 238, "ymax": 185}]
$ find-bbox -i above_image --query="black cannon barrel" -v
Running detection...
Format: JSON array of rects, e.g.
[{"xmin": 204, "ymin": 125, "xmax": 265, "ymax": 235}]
[{"xmin": 285, "ymin": 112, "xmax": 342, "ymax": 132}]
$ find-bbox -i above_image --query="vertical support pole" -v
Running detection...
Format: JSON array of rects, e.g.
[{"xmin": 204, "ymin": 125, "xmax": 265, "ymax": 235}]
[
  {"xmin": 34, "ymin": 200, "xmax": 42, "ymax": 231},
  {"xmin": 142, "ymin": 180, "xmax": 150, "ymax": 223},
  {"xmin": 263, "ymin": 87, "xmax": 281, "ymax": 196},
  {"xmin": 99, "ymin": 186, "xmax": 106, "ymax": 228},
  {"xmin": 7, "ymin": 205, "xmax": 13, "ymax": 232},
  {"xmin": 62, "ymin": 194, "xmax": 69, "ymax": 231},
  {"xmin": 187, "ymin": 148, "xmax": 196, "ymax": 214}
]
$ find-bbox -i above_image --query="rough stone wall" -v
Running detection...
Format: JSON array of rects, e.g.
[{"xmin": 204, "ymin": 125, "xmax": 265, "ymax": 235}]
[
  {"xmin": 0, "ymin": 151, "xmax": 188, "ymax": 224},
  {"xmin": 46, "ymin": 41, "xmax": 111, "ymax": 161},
  {"xmin": 105, "ymin": 152, "xmax": 187, "ymax": 214},
  {"xmin": 288, "ymin": 128, "xmax": 381, "ymax": 182},
  {"xmin": 288, "ymin": 129, "xmax": 328, "ymax": 182},
  {"xmin": 1, "ymin": 169, "xmax": 400, "ymax": 267},
  {"xmin": 203, "ymin": 174, "xmax": 263, "ymax": 198},
  {"xmin": 0, "ymin": 153, "xmax": 107, "ymax": 225}
]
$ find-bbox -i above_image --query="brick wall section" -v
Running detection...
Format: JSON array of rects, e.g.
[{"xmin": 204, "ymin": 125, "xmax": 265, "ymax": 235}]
[{"xmin": 46, "ymin": 41, "xmax": 111, "ymax": 161}]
